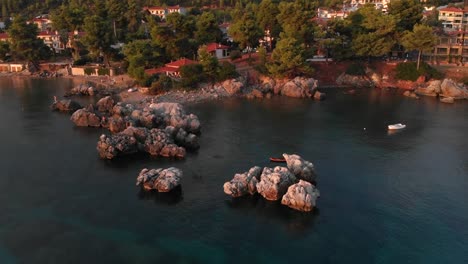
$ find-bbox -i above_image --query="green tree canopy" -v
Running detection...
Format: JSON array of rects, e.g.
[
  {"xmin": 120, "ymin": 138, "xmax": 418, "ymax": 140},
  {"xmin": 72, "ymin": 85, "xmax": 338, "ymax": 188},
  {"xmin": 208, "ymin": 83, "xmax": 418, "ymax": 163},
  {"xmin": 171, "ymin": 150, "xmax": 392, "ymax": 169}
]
[
  {"xmin": 7, "ymin": 15, "xmax": 51, "ymax": 63},
  {"xmin": 388, "ymin": 0, "xmax": 423, "ymax": 32},
  {"xmin": 401, "ymin": 24, "xmax": 437, "ymax": 69},
  {"xmin": 267, "ymin": 34, "xmax": 313, "ymax": 78}
]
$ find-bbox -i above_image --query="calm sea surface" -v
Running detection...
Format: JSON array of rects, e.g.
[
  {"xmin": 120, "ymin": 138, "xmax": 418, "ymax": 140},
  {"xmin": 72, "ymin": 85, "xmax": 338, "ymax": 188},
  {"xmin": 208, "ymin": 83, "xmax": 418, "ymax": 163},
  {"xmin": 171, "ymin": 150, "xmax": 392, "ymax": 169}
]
[{"xmin": 0, "ymin": 77, "xmax": 467, "ymax": 264}]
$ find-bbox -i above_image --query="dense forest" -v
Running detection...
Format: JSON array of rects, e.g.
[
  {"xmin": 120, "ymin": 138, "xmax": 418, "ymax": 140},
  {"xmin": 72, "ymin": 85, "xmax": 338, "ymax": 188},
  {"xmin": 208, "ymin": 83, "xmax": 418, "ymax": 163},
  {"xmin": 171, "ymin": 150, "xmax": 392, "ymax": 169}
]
[{"xmin": 0, "ymin": 0, "xmax": 461, "ymax": 87}]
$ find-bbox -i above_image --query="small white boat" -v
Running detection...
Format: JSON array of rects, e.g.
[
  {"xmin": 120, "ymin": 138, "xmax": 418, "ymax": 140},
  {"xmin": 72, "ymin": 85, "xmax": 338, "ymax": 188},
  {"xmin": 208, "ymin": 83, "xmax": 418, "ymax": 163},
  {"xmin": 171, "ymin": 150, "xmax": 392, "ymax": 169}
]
[{"xmin": 388, "ymin": 123, "xmax": 406, "ymax": 130}]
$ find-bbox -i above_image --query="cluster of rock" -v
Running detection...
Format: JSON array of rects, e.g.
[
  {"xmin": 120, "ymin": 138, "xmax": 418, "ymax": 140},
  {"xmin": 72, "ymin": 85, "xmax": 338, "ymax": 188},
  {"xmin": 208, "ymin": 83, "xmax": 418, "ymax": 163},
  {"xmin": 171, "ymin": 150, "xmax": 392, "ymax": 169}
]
[
  {"xmin": 218, "ymin": 77, "xmax": 325, "ymax": 100},
  {"xmin": 50, "ymin": 99, "xmax": 82, "ymax": 112},
  {"xmin": 336, "ymin": 73, "xmax": 375, "ymax": 88},
  {"xmin": 415, "ymin": 79, "xmax": 468, "ymax": 103},
  {"xmin": 223, "ymin": 154, "xmax": 320, "ymax": 212},
  {"xmin": 136, "ymin": 167, "xmax": 183, "ymax": 192},
  {"xmin": 51, "ymin": 94, "xmax": 201, "ymax": 159},
  {"xmin": 65, "ymin": 85, "xmax": 96, "ymax": 96}
]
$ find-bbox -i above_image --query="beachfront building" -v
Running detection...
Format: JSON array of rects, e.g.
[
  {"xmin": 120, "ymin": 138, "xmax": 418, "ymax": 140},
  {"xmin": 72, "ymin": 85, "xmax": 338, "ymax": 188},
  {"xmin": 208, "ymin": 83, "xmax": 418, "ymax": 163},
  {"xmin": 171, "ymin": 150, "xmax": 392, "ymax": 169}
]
[
  {"xmin": 317, "ymin": 8, "xmax": 349, "ymax": 19},
  {"xmin": 145, "ymin": 58, "xmax": 197, "ymax": 78},
  {"xmin": 430, "ymin": 29, "xmax": 468, "ymax": 64},
  {"xmin": 438, "ymin": 2, "xmax": 468, "ymax": 31}
]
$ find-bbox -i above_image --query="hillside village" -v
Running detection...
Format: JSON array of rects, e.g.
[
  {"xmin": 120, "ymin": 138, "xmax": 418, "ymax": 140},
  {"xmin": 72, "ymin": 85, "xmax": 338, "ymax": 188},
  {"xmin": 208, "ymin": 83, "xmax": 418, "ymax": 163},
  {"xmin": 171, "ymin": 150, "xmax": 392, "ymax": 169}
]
[{"xmin": 0, "ymin": 0, "xmax": 467, "ymax": 89}]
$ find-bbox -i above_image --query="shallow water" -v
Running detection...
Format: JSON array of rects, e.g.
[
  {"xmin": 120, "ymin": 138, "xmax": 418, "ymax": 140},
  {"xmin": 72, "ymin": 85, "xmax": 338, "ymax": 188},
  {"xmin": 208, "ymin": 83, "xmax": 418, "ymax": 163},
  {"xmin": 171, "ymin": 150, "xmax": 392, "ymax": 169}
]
[{"xmin": 0, "ymin": 77, "xmax": 467, "ymax": 263}]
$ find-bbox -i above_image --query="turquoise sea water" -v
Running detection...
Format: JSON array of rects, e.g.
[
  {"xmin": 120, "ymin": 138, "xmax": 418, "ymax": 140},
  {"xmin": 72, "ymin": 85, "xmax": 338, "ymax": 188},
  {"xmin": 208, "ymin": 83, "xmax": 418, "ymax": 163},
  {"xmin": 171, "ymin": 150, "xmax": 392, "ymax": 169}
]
[{"xmin": 0, "ymin": 77, "xmax": 467, "ymax": 263}]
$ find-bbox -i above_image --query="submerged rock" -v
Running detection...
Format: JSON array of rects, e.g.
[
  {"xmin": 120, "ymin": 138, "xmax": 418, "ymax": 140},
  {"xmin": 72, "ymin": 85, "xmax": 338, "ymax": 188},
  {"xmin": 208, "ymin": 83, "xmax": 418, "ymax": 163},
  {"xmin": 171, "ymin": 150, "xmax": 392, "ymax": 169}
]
[
  {"xmin": 136, "ymin": 167, "xmax": 183, "ymax": 192},
  {"xmin": 223, "ymin": 166, "xmax": 263, "ymax": 197},
  {"xmin": 440, "ymin": 97, "xmax": 455, "ymax": 104},
  {"xmin": 403, "ymin": 90, "xmax": 419, "ymax": 99},
  {"xmin": 256, "ymin": 166, "xmax": 296, "ymax": 201},
  {"xmin": 283, "ymin": 153, "xmax": 317, "ymax": 184},
  {"xmin": 281, "ymin": 180, "xmax": 320, "ymax": 212}
]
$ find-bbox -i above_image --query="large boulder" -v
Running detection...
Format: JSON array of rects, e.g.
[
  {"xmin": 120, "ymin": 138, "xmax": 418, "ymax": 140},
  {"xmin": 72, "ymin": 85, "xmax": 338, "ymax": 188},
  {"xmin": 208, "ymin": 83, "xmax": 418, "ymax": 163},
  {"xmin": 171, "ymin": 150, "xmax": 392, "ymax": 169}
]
[
  {"xmin": 96, "ymin": 134, "xmax": 138, "ymax": 159},
  {"xmin": 96, "ymin": 96, "xmax": 115, "ymax": 113},
  {"xmin": 108, "ymin": 116, "xmax": 126, "ymax": 133},
  {"xmin": 279, "ymin": 77, "xmax": 318, "ymax": 98},
  {"xmin": 174, "ymin": 128, "xmax": 199, "ymax": 150},
  {"xmin": 283, "ymin": 153, "xmax": 317, "ymax": 184},
  {"xmin": 112, "ymin": 102, "xmax": 135, "ymax": 117},
  {"xmin": 222, "ymin": 78, "xmax": 244, "ymax": 95},
  {"xmin": 440, "ymin": 79, "xmax": 468, "ymax": 99},
  {"xmin": 256, "ymin": 166, "xmax": 296, "ymax": 201},
  {"xmin": 281, "ymin": 180, "xmax": 320, "ymax": 212},
  {"xmin": 70, "ymin": 109, "xmax": 101, "ymax": 127},
  {"xmin": 415, "ymin": 80, "xmax": 441, "ymax": 97},
  {"xmin": 51, "ymin": 99, "xmax": 82, "ymax": 112},
  {"xmin": 136, "ymin": 167, "xmax": 183, "ymax": 192},
  {"xmin": 223, "ymin": 166, "xmax": 263, "ymax": 197}
]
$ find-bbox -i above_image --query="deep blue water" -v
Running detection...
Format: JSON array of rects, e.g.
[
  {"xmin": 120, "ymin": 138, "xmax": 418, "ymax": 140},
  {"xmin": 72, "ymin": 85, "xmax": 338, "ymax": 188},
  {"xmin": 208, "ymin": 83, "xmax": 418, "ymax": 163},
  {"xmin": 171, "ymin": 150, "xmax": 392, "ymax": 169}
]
[{"xmin": 0, "ymin": 77, "xmax": 467, "ymax": 264}]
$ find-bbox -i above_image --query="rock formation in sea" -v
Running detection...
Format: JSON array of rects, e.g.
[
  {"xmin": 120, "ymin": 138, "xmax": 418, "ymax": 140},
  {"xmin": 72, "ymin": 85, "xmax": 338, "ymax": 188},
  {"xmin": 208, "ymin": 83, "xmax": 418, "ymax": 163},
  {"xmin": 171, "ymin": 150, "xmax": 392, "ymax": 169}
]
[
  {"xmin": 281, "ymin": 180, "xmax": 320, "ymax": 212},
  {"xmin": 50, "ymin": 99, "xmax": 82, "ymax": 112},
  {"xmin": 136, "ymin": 167, "xmax": 183, "ymax": 192},
  {"xmin": 223, "ymin": 166, "xmax": 263, "ymax": 197},
  {"xmin": 256, "ymin": 166, "xmax": 297, "ymax": 201},
  {"xmin": 415, "ymin": 79, "xmax": 468, "ymax": 100},
  {"xmin": 336, "ymin": 73, "xmax": 374, "ymax": 88},
  {"xmin": 96, "ymin": 127, "xmax": 187, "ymax": 159},
  {"xmin": 223, "ymin": 154, "xmax": 320, "ymax": 212},
  {"xmin": 283, "ymin": 153, "xmax": 317, "ymax": 184},
  {"xmin": 65, "ymin": 85, "xmax": 96, "ymax": 96},
  {"xmin": 70, "ymin": 108, "xmax": 101, "ymax": 127}
]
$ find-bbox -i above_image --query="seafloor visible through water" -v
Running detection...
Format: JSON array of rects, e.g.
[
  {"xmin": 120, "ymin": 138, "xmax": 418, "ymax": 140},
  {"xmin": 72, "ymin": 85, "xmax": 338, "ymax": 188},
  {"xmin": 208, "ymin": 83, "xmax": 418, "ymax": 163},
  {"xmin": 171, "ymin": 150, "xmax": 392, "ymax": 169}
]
[{"xmin": 0, "ymin": 77, "xmax": 467, "ymax": 263}]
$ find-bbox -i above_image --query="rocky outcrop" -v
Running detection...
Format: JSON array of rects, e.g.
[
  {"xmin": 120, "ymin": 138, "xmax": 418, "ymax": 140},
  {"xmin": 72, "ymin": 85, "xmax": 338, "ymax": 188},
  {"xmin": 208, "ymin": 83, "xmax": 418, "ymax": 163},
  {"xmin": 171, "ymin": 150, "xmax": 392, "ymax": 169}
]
[
  {"xmin": 96, "ymin": 133, "xmax": 138, "ymax": 159},
  {"xmin": 221, "ymin": 78, "xmax": 244, "ymax": 95},
  {"xmin": 96, "ymin": 96, "xmax": 115, "ymax": 113},
  {"xmin": 281, "ymin": 180, "xmax": 320, "ymax": 212},
  {"xmin": 415, "ymin": 80, "xmax": 441, "ymax": 97},
  {"xmin": 440, "ymin": 79, "xmax": 468, "ymax": 99},
  {"xmin": 259, "ymin": 77, "xmax": 318, "ymax": 98},
  {"xmin": 223, "ymin": 166, "xmax": 262, "ymax": 197},
  {"xmin": 223, "ymin": 154, "xmax": 320, "ymax": 212},
  {"xmin": 149, "ymin": 102, "xmax": 201, "ymax": 134},
  {"xmin": 96, "ymin": 127, "xmax": 186, "ymax": 159},
  {"xmin": 70, "ymin": 108, "xmax": 101, "ymax": 127},
  {"xmin": 336, "ymin": 73, "xmax": 374, "ymax": 88},
  {"xmin": 283, "ymin": 153, "xmax": 317, "ymax": 183},
  {"xmin": 415, "ymin": 79, "xmax": 468, "ymax": 100},
  {"xmin": 66, "ymin": 85, "xmax": 95, "ymax": 96},
  {"xmin": 51, "ymin": 99, "xmax": 82, "ymax": 112},
  {"xmin": 136, "ymin": 167, "xmax": 183, "ymax": 192},
  {"xmin": 256, "ymin": 166, "xmax": 296, "ymax": 201}
]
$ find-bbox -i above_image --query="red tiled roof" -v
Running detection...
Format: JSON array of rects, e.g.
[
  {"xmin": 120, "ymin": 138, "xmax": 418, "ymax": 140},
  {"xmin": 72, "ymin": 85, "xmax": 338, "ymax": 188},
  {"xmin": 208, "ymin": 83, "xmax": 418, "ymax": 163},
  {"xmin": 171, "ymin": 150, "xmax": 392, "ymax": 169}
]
[
  {"xmin": 439, "ymin": 7, "xmax": 464, "ymax": 12},
  {"xmin": 167, "ymin": 5, "xmax": 181, "ymax": 9},
  {"xmin": 145, "ymin": 67, "xmax": 175, "ymax": 75},
  {"xmin": 38, "ymin": 31, "xmax": 59, "ymax": 36},
  {"xmin": 165, "ymin": 58, "xmax": 197, "ymax": 68},
  {"xmin": 144, "ymin": 6, "xmax": 165, "ymax": 10},
  {"xmin": 206, "ymin": 43, "xmax": 229, "ymax": 52},
  {"xmin": 0, "ymin": 32, "xmax": 9, "ymax": 39}
]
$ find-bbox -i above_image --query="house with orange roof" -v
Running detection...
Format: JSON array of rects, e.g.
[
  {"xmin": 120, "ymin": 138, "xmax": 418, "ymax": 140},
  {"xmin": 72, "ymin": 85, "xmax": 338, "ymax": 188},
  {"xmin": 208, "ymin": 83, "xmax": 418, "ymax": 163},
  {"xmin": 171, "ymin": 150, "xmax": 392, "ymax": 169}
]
[
  {"xmin": 37, "ymin": 31, "xmax": 64, "ymax": 53},
  {"xmin": 145, "ymin": 58, "xmax": 197, "ymax": 78},
  {"xmin": 206, "ymin": 43, "xmax": 229, "ymax": 59}
]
